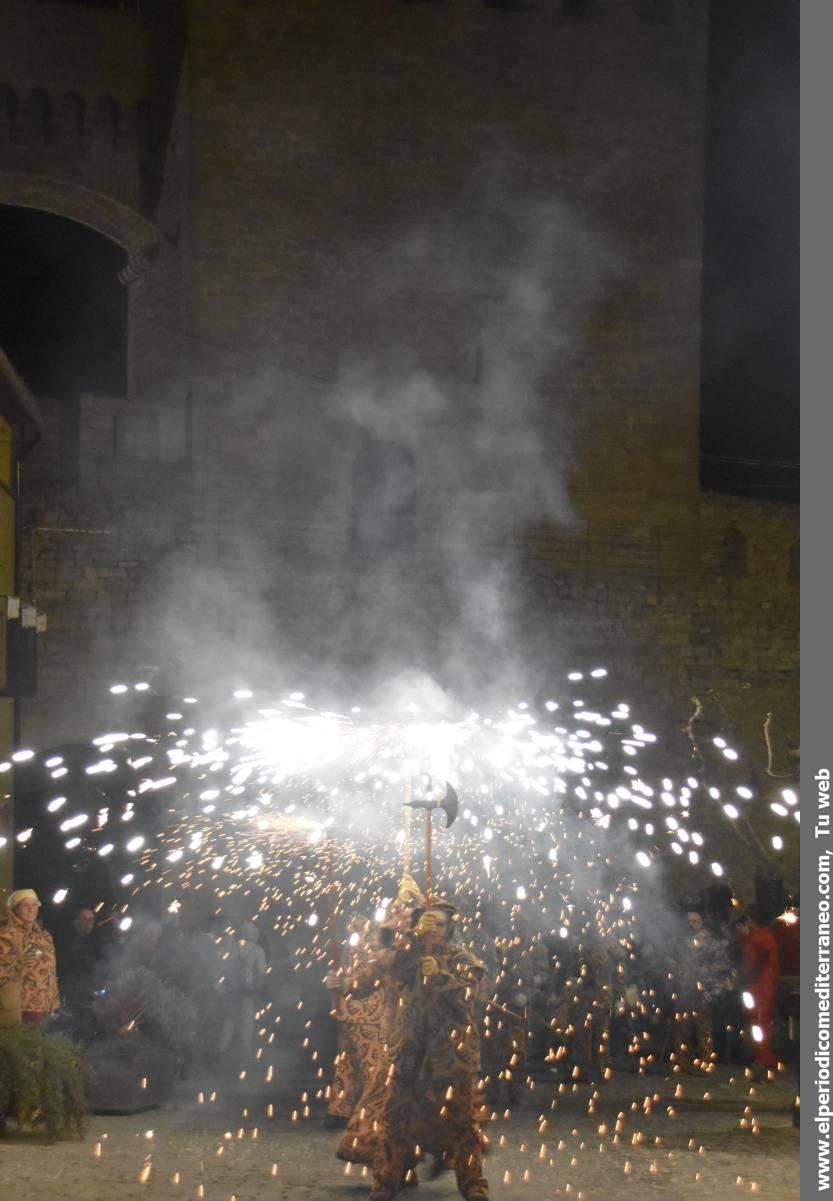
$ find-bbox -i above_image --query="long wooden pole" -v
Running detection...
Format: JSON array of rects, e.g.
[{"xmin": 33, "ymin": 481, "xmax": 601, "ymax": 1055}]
[
  {"xmin": 425, "ymin": 809, "xmax": 433, "ymax": 901},
  {"xmin": 326, "ymin": 874, "xmax": 344, "ymax": 1018},
  {"xmin": 403, "ymin": 775, "xmax": 413, "ymax": 878}
]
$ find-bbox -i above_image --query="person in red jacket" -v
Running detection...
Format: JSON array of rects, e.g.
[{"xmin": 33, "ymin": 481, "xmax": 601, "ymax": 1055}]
[
  {"xmin": 773, "ymin": 906, "xmax": 800, "ymax": 976},
  {"xmin": 734, "ymin": 908, "xmax": 780, "ymax": 1068},
  {"xmin": 772, "ymin": 905, "xmax": 800, "ymax": 1126}
]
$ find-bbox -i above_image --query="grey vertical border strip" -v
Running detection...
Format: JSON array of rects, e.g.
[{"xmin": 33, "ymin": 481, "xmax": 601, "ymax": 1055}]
[{"xmin": 802, "ymin": 1, "xmax": 831, "ymax": 1197}]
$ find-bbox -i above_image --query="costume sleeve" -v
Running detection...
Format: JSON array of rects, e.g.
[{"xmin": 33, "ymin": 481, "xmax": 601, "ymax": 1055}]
[{"xmin": 429, "ymin": 951, "xmax": 485, "ymax": 998}]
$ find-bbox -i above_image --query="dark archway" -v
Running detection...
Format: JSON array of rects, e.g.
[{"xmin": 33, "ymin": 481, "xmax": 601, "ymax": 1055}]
[
  {"xmin": 0, "ymin": 174, "xmax": 158, "ymax": 265},
  {"xmin": 0, "ymin": 206, "xmax": 127, "ymax": 397}
]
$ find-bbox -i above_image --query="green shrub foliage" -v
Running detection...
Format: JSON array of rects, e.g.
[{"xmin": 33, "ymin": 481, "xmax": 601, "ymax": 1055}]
[{"xmin": 0, "ymin": 1024, "xmax": 86, "ymax": 1138}]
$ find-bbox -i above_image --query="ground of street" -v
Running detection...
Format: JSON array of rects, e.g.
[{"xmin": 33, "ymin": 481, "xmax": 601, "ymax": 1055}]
[{"xmin": 1, "ymin": 1066, "xmax": 799, "ymax": 1201}]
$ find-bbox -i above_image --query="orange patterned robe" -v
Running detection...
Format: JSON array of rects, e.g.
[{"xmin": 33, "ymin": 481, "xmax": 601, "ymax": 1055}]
[
  {"xmin": 329, "ymin": 984, "xmax": 386, "ymax": 1127},
  {"xmin": 365, "ymin": 936, "xmax": 489, "ymax": 1199},
  {"xmin": 0, "ymin": 911, "xmax": 59, "ymax": 1025}
]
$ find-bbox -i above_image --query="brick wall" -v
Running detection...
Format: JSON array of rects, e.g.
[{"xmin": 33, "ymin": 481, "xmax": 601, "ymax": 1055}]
[
  {"xmin": 20, "ymin": 401, "xmax": 799, "ymax": 759},
  {"xmin": 185, "ymin": 0, "xmax": 707, "ymax": 522},
  {"xmin": 14, "ymin": 1, "xmax": 799, "ymax": 885}
]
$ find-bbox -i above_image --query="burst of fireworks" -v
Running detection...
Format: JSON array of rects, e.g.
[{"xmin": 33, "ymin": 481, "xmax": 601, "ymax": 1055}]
[
  {"xmin": 5, "ymin": 668, "xmax": 797, "ymax": 1196},
  {"xmin": 11, "ymin": 668, "xmax": 799, "ymax": 934}
]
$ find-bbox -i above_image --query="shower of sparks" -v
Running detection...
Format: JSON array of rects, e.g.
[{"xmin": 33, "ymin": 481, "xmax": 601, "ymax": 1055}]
[
  {"xmin": 11, "ymin": 667, "xmax": 798, "ymax": 1193},
  {"xmin": 16, "ymin": 669, "xmax": 800, "ymax": 938}
]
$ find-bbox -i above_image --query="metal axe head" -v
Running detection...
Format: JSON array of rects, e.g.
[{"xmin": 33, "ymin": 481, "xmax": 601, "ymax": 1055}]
[
  {"xmin": 403, "ymin": 781, "xmax": 459, "ymax": 828},
  {"xmin": 440, "ymin": 781, "xmax": 458, "ymax": 828}
]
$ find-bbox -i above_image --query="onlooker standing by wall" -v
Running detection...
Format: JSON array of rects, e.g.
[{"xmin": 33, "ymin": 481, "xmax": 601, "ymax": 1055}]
[
  {"xmin": 772, "ymin": 903, "xmax": 800, "ymax": 1125},
  {"xmin": 219, "ymin": 920, "xmax": 268, "ymax": 1062},
  {"xmin": 735, "ymin": 908, "xmax": 781, "ymax": 1069},
  {"xmin": 672, "ymin": 908, "xmax": 734, "ymax": 1073},
  {"xmin": 58, "ymin": 906, "xmax": 101, "ymax": 1024},
  {"xmin": 0, "ymin": 889, "xmax": 59, "ymax": 1026}
]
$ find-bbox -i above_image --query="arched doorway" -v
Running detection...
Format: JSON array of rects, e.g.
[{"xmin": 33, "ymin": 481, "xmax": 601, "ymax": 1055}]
[{"xmin": 0, "ymin": 205, "xmax": 128, "ymax": 400}]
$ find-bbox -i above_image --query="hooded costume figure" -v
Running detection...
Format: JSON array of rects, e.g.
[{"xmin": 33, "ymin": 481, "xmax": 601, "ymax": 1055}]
[
  {"xmin": 334, "ymin": 875, "xmax": 424, "ymax": 1166},
  {"xmin": 0, "ymin": 890, "xmax": 59, "ymax": 1027},
  {"xmin": 326, "ymin": 916, "xmax": 387, "ymax": 1126},
  {"xmin": 364, "ymin": 896, "xmax": 489, "ymax": 1201}
]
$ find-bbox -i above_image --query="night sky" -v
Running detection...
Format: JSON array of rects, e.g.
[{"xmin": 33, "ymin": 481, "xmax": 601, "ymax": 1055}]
[{"xmin": 0, "ymin": 2, "xmax": 799, "ymax": 503}]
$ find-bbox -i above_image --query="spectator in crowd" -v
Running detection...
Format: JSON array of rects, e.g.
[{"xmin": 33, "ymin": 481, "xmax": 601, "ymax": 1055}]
[
  {"xmin": 131, "ymin": 917, "xmax": 164, "ymax": 971},
  {"xmin": 672, "ymin": 908, "xmax": 734, "ymax": 1073},
  {"xmin": 0, "ymin": 889, "xmax": 59, "ymax": 1026},
  {"xmin": 59, "ymin": 906, "xmax": 101, "ymax": 1026},
  {"xmin": 734, "ymin": 907, "xmax": 781, "ymax": 1069},
  {"xmin": 552, "ymin": 932, "xmax": 613, "ymax": 1084},
  {"xmin": 772, "ymin": 901, "xmax": 800, "ymax": 1125},
  {"xmin": 772, "ymin": 902, "xmax": 800, "ymax": 977},
  {"xmin": 481, "ymin": 935, "xmax": 529, "ymax": 1106},
  {"xmin": 219, "ymin": 919, "xmax": 268, "ymax": 1061},
  {"xmin": 184, "ymin": 911, "xmax": 229, "ymax": 1063}
]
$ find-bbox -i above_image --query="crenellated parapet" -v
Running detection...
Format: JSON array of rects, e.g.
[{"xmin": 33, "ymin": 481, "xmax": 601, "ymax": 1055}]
[
  {"xmin": 0, "ymin": 82, "xmax": 146, "ymax": 216},
  {"xmin": 0, "ymin": 0, "xmax": 185, "ymax": 273}
]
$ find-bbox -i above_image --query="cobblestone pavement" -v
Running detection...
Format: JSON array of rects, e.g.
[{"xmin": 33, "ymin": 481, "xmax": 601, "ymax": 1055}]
[{"xmin": 2, "ymin": 1067, "xmax": 799, "ymax": 1201}]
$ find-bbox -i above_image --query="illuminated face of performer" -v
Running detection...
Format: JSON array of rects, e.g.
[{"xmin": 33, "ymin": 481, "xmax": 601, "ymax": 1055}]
[{"xmin": 423, "ymin": 908, "xmax": 451, "ymax": 946}]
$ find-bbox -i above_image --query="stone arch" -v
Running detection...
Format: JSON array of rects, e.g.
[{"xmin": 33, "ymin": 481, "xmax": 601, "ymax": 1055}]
[
  {"xmin": 0, "ymin": 84, "xmax": 18, "ymax": 142},
  {"xmin": 22, "ymin": 88, "xmax": 52, "ymax": 144},
  {"xmin": 57, "ymin": 92, "xmax": 86, "ymax": 146},
  {"xmin": 0, "ymin": 173, "xmax": 159, "ymax": 271}
]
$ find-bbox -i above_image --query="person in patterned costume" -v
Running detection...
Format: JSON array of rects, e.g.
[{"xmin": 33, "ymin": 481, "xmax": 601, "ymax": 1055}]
[
  {"xmin": 367, "ymin": 896, "xmax": 489, "ymax": 1201},
  {"xmin": 0, "ymin": 889, "xmax": 59, "ymax": 1027},
  {"xmin": 326, "ymin": 917, "xmax": 387, "ymax": 1129},
  {"xmin": 333, "ymin": 876, "xmax": 424, "ymax": 1169}
]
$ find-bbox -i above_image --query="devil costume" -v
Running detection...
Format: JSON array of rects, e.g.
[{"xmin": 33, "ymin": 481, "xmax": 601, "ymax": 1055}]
[
  {"xmin": 365, "ymin": 906, "xmax": 489, "ymax": 1201},
  {"xmin": 329, "ymin": 925, "xmax": 387, "ymax": 1135}
]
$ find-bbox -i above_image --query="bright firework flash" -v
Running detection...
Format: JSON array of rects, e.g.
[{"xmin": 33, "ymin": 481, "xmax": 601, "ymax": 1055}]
[{"xmin": 8, "ymin": 667, "xmax": 798, "ymax": 1195}]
